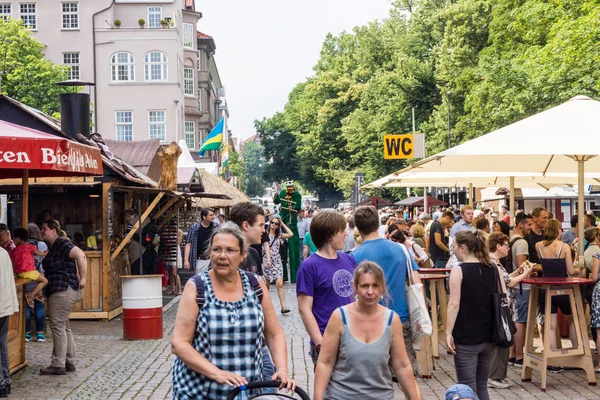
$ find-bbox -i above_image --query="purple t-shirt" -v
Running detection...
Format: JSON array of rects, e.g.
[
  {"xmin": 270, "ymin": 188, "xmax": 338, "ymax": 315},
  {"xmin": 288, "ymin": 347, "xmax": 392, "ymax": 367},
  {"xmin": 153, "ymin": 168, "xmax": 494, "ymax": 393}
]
[{"xmin": 296, "ymin": 252, "xmax": 356, "ymax": 336}]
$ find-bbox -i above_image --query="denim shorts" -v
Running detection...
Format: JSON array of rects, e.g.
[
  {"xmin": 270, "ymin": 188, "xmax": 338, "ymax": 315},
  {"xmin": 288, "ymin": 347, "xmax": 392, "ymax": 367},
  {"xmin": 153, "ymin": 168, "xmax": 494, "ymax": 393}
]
[{"xmin": 515, "ymin": 290, "xmax": 530, "ymax": 324}]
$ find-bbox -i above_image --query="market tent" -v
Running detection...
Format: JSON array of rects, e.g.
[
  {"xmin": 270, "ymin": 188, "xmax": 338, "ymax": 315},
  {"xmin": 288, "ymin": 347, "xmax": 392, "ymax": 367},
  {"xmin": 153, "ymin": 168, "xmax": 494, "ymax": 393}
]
[
  {"xmin": 193, "ymin": 168, "xmax": 249, "ymax": 209},
  {"xmin": 0, "ymin": 119, "xmax": 103, "ymax": 225},
  {"xmin": 364, "ymin": 95, "xmax": 600, "ymax": 256},
  {"xmin": 395, "ymin": 196, "xmax": 447, "ymax": 207},
  {"xmin": 358, "ymin": 196, "xmax": 393, "ymax": 209}
]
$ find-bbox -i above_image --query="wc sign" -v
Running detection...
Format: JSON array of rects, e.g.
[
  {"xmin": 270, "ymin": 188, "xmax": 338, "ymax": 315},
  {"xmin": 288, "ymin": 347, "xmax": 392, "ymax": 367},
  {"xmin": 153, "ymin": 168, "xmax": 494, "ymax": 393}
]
[{"xmin": 383, "ymin": 134, "xmax": 425, "ymax": 159}]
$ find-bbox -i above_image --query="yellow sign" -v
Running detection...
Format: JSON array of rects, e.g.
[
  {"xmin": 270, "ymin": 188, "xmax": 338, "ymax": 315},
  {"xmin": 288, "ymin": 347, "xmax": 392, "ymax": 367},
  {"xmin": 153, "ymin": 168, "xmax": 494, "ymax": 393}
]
[{"xmin": 384, "ymin": 134, "xmax": 424, "ymax": 159}]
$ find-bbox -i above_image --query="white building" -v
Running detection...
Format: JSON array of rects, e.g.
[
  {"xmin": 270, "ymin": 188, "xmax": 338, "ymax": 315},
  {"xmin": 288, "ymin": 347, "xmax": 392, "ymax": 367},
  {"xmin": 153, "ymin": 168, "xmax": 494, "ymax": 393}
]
[{"xmin": 1, "ymin": 0, "xmax": 226, "ymax": 156}]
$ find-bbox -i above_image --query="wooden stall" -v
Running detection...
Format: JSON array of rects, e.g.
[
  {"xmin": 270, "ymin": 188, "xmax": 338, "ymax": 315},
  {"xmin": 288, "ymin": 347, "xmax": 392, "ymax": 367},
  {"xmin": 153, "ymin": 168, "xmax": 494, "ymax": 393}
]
[{"xmin": 8, "ymin": 279, "xmax": 29, "ymax": 374}]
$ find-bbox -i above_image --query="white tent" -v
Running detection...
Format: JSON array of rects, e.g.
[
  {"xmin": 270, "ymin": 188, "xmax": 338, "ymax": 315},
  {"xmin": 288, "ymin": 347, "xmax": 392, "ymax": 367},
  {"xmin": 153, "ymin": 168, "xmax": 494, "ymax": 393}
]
[{"xmin": 365, "ymin": 95, "xmax": 600, "ymax": 256}]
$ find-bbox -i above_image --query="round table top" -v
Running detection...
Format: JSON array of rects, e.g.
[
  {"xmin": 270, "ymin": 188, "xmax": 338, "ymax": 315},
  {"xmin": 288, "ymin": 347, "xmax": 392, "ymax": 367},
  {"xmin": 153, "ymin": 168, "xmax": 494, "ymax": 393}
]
[
  {"xmin": 522, "ymin": 277, "xmax": 593, "ymax": 285},
  {"xmin": 419, "ymin": 274, "xmax": 448, "ymax": 280},
  {"xmin": 418, "ymin": 268, "xmax": 452, "ymax": 274}
]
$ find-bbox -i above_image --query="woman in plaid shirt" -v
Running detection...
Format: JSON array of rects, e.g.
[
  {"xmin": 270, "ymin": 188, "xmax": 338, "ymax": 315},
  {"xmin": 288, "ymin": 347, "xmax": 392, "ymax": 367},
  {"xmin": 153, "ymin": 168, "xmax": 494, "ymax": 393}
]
[{"xmin": 171, "ymin": 223, "xmax": 295, "ymax": 399}]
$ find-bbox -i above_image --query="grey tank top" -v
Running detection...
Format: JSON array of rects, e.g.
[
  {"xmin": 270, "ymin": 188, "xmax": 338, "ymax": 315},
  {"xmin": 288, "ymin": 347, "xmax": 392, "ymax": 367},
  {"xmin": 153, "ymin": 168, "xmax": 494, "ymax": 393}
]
[{"xmin": 324, "ymin": 305, "xmax": 395, "ymax": 400}]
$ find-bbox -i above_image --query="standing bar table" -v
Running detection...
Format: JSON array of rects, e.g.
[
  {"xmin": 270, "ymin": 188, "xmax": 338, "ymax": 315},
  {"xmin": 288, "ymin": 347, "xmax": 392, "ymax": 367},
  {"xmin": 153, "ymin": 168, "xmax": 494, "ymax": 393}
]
[
  {"xmin": 418, "ymin": 274, "xmax": 448, "ymax": 360},
  {"xmin": 521, "ymin": 277, "xmax": 596, "ymax": 392}
]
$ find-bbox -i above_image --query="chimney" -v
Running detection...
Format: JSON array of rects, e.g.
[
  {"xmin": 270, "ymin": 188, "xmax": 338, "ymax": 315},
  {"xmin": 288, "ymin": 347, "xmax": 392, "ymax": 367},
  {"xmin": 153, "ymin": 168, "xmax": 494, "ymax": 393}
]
[{"xmin": 56, "ymin": 80, "xmax": 95, "ymax": 140}]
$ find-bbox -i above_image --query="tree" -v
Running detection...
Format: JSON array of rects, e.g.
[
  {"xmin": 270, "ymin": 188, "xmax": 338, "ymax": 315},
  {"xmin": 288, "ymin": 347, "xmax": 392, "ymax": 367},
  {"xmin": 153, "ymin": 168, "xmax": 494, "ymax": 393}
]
[
  {"xmin": 241, "ymin": 141, "xmax": 267, "ymax": 197},
  {"xmin": 0, "ymin": 19, "xmax": 69, "ymax": 115}
]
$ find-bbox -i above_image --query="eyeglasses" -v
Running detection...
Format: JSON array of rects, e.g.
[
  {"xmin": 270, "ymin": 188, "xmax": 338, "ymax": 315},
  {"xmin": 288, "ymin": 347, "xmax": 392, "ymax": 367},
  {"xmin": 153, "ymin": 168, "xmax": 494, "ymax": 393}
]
[
  {"xmin": 272, "ymin": 223, "xmax": 280, "ymax": 226},
  {"xmin": 210, "ymin": 247, "xmax": 241, "ymax": 256}
]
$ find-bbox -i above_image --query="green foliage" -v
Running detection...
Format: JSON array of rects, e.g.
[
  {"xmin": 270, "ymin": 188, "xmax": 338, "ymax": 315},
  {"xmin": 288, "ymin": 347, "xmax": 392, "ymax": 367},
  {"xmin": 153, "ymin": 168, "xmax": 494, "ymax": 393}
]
[
  {"xmin": 241, "ymin": 141, "xmax": 267, "ymax": 197},
  {"xmin": 0, "ymin": 19, "xmax": 69, "ymax": 115},
  {"xmin": 259, "ymin": 0, "xmax": 600, "ymax": 200}
]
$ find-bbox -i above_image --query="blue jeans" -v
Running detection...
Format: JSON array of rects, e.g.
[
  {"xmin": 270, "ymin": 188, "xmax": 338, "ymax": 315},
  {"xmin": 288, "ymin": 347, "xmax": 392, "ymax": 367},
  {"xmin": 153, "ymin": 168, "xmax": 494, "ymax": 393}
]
[
  {"xmin": 261, "ymin": 345, "xmax": 276, "ymax": 393},
  {"xmin": 26, "ymin": 299, "xmax": 46, "ymax": 333},
  {"xmin": 434, "ymin": 259, "xmax": 448, "ymax": 269}
]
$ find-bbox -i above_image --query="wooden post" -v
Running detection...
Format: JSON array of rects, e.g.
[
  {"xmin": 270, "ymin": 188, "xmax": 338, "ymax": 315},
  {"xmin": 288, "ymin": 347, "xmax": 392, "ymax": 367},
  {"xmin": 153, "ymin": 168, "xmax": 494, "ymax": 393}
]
[
  {"xmin": 21, "ymin": 170, "xmax": 29, "ymax": 226},
  {"xmin": 102, "ymin": 182, "xmax": 111, "ymax": 312},
  {"xmin": 157, "ymin": 198, "xmax": 187, "ymax": 230},
  {"xmin": 110, "ymin": 192, "xmax": 165, "ymax": 261}
]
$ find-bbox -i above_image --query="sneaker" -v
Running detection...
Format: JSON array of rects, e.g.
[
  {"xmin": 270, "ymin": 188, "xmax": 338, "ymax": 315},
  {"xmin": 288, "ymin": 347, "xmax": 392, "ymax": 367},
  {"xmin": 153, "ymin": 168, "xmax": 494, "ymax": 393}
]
[
  {"xmin": 25, "ymin": 333, "xmax": 32, "ymax": 342},
  {"xmin": 0, "ymin": 385, "xmax": 7, "ymax": 398},
  {"xmin": 488, "ymin": 379, "xmax": 510, "ymax": 389},
  {"xmin": 513, "ymin": 358, "xmax": 524, "ymax": 366},
  {"xmin": 36, "ymin": 333, "xmax": 46, "ymax": 342},
  {"xmin": 508, "ymin": 357, "xmax": 516, "ymax": 366},
  {"xmin": 65, "ymin": 361, "xmax": 76, "ymax": 372},
  {"xmin": 548, "ymin": 366, "xmax": 564, "ymax": 373},
  {"xmin": 40, "ymin": 366, "xmax": 66, "ymax": 375},
  {"xmin": 501, "ymin": 378, "xmax": 513, "ymax": 387}
]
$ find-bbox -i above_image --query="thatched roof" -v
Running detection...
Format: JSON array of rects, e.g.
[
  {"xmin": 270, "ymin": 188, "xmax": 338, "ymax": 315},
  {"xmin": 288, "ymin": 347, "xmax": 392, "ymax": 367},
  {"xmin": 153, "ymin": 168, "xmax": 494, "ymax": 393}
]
[{"xmin": 193, "ymin": 169, "xmax": 249, "ymax": 208}]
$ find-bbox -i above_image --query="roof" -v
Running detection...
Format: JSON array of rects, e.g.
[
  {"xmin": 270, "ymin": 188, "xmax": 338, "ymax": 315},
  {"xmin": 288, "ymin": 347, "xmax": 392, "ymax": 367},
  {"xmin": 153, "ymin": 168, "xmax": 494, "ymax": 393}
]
[
  {"xmin": 394, "ymin": 196, "xmax": 447, "ymax": 207},
  {"xmin": 104, "ymin": 139, "xmax": 161, "ymax": 176},
  {"xmin": 197, "ymin": 31, "xmax": 212, "ymax": 39},
  {"xmin": 0, "ymin": 94, "xmax": 64, "ymax": 135},
  {"xmin": 192, "ymin": 168, "xmax": 249, "ymax": 208}
]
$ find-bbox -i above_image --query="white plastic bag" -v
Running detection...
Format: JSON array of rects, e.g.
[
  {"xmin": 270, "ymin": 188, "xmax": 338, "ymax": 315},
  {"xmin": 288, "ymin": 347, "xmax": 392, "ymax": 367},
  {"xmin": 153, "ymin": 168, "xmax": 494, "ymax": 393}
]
[{"xmin": 400, "ymin": 244, "xmax": 433, "ymax": 342}]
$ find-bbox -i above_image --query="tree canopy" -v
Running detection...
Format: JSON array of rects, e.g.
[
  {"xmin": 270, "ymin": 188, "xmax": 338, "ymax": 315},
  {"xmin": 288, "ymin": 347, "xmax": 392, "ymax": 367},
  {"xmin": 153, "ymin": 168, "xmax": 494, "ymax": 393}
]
[
  {"xmin": 258, "ymin": 0, "xmax": 600, "ymax": 201},
  {"xmin": 0, "ymin": 19, "xmax": 69, "ymax": 116}
]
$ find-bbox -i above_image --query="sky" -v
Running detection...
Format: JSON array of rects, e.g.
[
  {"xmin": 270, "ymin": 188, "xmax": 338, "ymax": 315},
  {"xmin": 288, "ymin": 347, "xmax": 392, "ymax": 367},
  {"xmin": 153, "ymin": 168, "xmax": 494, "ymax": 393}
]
[{"xmin": 196, "ymin": 0, "xmax": 393, "ymax": 139}]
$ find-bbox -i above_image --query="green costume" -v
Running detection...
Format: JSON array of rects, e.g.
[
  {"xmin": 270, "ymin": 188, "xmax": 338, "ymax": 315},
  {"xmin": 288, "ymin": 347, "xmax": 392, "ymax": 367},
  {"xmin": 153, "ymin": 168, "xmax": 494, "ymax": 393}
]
[{"xmin": 273, "ymin": 184, "xmax": 302, "ymax": 283}]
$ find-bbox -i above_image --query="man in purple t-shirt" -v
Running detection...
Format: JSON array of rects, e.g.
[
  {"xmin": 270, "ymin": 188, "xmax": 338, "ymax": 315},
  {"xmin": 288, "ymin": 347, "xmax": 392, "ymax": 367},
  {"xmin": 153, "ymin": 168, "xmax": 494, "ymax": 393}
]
[{"xmin": 296, "ymin": 211, "xmax": 356, "ymax": 366}]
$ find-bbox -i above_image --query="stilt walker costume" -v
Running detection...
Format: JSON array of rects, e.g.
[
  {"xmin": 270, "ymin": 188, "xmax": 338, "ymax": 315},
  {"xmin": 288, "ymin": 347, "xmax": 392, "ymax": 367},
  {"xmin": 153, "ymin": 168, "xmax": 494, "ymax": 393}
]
[{"xmin": 273, "ymin": 181, "xmax": 302, "ymax": 283}]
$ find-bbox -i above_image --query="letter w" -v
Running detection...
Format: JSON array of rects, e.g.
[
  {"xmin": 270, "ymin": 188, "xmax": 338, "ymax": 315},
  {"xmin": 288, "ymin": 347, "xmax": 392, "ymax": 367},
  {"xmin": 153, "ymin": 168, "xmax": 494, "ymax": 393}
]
[{"xmin": 385, "ymin": 138, "xmax": 401, "ymax": 156}]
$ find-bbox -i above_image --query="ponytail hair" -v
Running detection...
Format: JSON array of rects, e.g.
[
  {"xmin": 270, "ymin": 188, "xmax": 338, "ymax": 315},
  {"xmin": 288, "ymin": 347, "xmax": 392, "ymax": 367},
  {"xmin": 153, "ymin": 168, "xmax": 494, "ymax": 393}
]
[{"xmin": 454, "ymin": 230, "xmax": 492, "ymax": 266}]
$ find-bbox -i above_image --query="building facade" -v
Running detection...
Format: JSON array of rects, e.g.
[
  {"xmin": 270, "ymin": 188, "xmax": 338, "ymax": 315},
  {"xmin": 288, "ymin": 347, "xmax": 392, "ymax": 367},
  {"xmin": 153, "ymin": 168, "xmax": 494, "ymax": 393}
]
[{"xmin": 1, "ymin": 0, "xmax": 227, "ymax": 153}]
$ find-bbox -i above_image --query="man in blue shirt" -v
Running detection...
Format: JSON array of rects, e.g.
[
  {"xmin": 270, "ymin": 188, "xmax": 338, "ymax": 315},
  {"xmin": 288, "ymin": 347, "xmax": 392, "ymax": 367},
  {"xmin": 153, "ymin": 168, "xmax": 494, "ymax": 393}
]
[{"xmin": 352, "ymin": 206, "xmax": 422, "ymax": 373}]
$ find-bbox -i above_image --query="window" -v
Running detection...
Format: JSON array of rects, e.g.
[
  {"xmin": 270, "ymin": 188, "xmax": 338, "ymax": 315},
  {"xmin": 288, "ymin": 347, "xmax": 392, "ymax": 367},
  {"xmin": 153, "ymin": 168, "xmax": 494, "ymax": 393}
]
[
  {"xmin": 147, "ymin": 6, "xmax": 161, "ymax": 29},
  {"xmin": 185, "ymin": 121, "xmax": 195, "ymax": 150},
  {"xmin": 0, "ymin": 4, "xmax": 11, "ymax": 21},
  {"xmin": 61, "ymin": 2, "xmax": 78, "ymax": 29},
  {"xmin": 20, "ymin": 3, "xmax": 36, "ymax": 29},
  {"xmin": 144, "ymin": 51, "xmax": 168, "ymax": 81},
  {"xmin": 183, "ymin": 23, "xmax": 194, "ymax": 48},
  {"xmin": 148, "ymin": 110, "xmax": 166, "ymax": 141},
  {"xmin": 197, "ymin": 89, "xmax": 203, "ymax": 112},
  {"xmin": 184, "ymin": 68, "xmax": 194, "ymax": 96},
  {"xmin": 63, "ymin": 52, "xmax": 80, "ymax": 80},
  {"xmin": 115, "ymin": 111, "xmax": 133, "ymax": 141},
  {"xmin": 110, "ymin": 52, "xmax": 135, "ymax": 82}
]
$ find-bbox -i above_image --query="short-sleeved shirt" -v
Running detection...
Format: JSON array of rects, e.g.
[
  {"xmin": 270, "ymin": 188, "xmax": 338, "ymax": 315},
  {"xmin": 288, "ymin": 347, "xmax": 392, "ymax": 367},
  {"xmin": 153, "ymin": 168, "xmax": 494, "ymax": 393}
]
[
  {"xmin": 303, "ymin": 233, "xmax": 317, "ymax": 255},
  {"xmin": 562, "ymin": 229, "xmax": 577, "ymax": 246},
  {"xmin": 296, "ymin": 252, "xmax": 356, "ymax": 337},
  {"xmin": 429, "ymin": 220, "xmax": 448, "ymax": 261},
  {"xmin": 241, "ymin": 247, "xmax": 263, "ymax": 276},
  {"xmin": 510, "ymin": 234, "xmax": 529, "ymax": 290},
  {"xmin": 10, "ymin": 243, "xmax": 37, "ymax": 275},
  {"xmin": 196, "ymin": 224, "xmax": 214, "ymax": 260},
  {"xmin": 351, "ymin": 238, "xmax": 419, "ymax": 322},
  {"xmin": 43, "ymin": 238, "xmax": 79, "ymax": 297}
]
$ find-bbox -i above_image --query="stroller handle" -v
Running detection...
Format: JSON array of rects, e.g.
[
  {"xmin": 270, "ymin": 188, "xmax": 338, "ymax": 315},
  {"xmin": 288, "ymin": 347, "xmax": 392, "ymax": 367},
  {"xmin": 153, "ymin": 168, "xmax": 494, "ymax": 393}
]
[{"xmin": 225, "ymin": 380, "xmax": 311, "ymax": 400}]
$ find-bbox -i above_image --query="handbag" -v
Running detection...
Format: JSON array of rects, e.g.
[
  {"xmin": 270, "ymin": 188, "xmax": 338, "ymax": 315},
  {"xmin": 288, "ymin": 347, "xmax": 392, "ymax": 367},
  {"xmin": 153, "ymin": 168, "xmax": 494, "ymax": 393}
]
[
  {"xmin": 491, "ymin": 266, "xmax": 517, "ymax": 348},
  {"xmin": 412, "ymin": 244, "xmax": 433, "ymax": 269},
  {"xmin": 400, "ymin": 244, "xmax": 432, "ymax": 342}
]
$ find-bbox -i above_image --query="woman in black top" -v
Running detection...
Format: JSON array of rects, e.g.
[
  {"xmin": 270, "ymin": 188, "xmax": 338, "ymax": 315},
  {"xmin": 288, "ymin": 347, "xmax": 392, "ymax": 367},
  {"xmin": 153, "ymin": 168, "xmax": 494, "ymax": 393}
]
[{"xmin": 446, "ymin": 230, "xmax": 507, "ymax": 400}]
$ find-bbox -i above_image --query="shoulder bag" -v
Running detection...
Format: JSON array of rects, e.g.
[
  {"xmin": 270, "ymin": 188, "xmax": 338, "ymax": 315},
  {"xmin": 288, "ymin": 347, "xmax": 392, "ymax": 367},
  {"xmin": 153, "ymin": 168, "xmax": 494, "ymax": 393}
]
[
  {"xmin": 400, "ymin": 244, "xmax": 432, "ymax": 342},
  {"xmin": 491, "ymin": 265, "xmax": 517, "ymax": 348}
]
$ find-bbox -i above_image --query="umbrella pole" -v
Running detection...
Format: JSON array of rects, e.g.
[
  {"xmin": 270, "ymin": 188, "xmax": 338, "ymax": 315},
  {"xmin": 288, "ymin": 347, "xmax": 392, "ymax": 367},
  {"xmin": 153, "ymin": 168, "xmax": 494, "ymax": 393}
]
[
  {"xmin": 509, "ymin": 176, "xmax": 515, "ymax": 227},
  {"xmin": 468, "ymin": 183, "xmax": 473, "ymax": 206},
  {"xmin": 578, "ymin": 159, "xmax": 585, "ymax": 259},
  {"xmin": 21, "ymin": 169, "xmax": 29, "ymax": 226},
  {"xmin": 423, "ymin": 188, "xmax": 428, "ymax": 215}
]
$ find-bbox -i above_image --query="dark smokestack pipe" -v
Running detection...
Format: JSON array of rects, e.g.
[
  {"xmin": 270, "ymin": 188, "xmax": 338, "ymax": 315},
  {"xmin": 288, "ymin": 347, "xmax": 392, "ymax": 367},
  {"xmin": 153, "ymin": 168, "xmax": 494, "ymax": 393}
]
[{"xmin": 60, "ymin": 92, "xmax": 90, "ymax": 140}]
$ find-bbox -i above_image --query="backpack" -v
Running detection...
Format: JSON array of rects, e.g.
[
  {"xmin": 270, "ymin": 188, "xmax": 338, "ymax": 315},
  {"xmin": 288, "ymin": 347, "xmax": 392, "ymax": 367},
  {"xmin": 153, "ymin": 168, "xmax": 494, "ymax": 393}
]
[
  {"xmin": 505, "ymin": 236, "xmax": 526, "ymax": 273},
  {"xmin": 192, "ymin": 271, "xmax": 263, "ymax": 308}
]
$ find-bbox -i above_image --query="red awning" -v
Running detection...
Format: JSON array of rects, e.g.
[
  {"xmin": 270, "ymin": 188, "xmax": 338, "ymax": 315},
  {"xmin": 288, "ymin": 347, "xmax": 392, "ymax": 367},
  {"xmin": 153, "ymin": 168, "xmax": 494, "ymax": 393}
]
[{"xmin": 0, "ymin": 119, "xmax": 103, "ymax": 178}]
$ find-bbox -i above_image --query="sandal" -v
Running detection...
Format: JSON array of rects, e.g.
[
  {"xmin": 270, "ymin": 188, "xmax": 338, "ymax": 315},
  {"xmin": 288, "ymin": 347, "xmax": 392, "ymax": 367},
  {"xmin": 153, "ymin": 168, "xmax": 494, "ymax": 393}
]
[
  {"xmin": 281, "ymin": 307, "xmax": 290, "ymax": 314},
  {"xmin": 166, "ymin": 290, "xmax": 175, "ymax": 295},
  {"xmin": 25, "ymin": 294, "xmax": 35, "ymax": 308}
]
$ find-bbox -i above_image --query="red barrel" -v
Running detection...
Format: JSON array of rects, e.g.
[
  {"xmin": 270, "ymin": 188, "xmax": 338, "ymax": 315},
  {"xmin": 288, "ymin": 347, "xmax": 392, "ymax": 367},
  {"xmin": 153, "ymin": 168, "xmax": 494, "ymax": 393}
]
[{"xmin": 121, "ymin": 275, "xmax": 163, "ymax": 340}]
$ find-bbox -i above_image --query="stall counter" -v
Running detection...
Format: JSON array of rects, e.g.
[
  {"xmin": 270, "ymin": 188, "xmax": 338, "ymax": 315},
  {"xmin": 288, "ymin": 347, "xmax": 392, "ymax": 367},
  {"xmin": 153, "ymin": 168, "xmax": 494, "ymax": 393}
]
[{"xmin": 8, "ymin": 278, "xmax": 29, "ymax": 374}]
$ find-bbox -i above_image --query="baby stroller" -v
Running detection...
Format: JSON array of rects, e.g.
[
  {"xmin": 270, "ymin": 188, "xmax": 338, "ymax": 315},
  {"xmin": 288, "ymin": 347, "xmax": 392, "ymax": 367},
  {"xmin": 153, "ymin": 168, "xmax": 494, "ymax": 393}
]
[{"xmin": 226, "ymin": 380, "xmax": 310, "ymax": 400}]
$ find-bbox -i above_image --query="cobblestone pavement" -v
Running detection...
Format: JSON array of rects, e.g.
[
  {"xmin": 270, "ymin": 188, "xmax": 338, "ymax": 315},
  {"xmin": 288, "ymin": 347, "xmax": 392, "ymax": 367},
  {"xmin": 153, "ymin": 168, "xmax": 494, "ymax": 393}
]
[{"xmin": 8, "ymin": 284, "xmax": 600, "ymax": 399}]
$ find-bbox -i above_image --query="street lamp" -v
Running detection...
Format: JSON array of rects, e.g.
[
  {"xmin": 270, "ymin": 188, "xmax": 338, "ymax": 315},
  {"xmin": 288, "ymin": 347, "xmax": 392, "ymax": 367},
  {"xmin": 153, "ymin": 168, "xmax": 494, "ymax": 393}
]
[
  {"xmin": 446, "ymin": 91, "xmax": 452, "ymax": 149},
  {"xmin": 274, "ymin": 130, "xmax": 281, "ymax": 138}
]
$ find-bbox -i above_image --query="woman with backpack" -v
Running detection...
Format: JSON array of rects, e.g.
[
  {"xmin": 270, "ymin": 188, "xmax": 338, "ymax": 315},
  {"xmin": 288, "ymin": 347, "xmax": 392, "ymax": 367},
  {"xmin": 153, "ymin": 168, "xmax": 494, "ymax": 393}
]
[
  {"xmin": 171, "ymin": 222, "xmax": 295, "ymax": 399},
  {"xmin": 264, "ymin": 218, "xmax": 294, "ymax": 314}
]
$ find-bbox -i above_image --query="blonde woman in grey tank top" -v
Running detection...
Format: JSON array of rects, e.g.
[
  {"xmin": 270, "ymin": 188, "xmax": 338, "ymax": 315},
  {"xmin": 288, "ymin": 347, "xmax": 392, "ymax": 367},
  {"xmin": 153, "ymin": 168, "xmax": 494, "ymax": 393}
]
[{"xmin": 313, "ymin": 262, "xmax": 422, "ymax": 400}]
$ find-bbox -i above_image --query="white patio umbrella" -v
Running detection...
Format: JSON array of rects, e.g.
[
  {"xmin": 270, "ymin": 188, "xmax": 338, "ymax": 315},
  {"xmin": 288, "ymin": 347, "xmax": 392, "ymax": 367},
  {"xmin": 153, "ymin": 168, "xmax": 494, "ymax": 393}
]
[{"xmin": 365, "ymin": 95, "xmax": 600, "ymax": 256}]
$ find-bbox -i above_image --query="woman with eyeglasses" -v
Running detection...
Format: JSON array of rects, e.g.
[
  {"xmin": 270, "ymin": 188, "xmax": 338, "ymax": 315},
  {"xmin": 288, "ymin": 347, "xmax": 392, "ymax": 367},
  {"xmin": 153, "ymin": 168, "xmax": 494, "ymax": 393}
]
[
  {"xmin": 171, "ymin": 222, "xmax": 295, "ymax": 399},
  {"xmin": 264, "ymin": 218, "xmax": 294, "ymax": 313}
]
